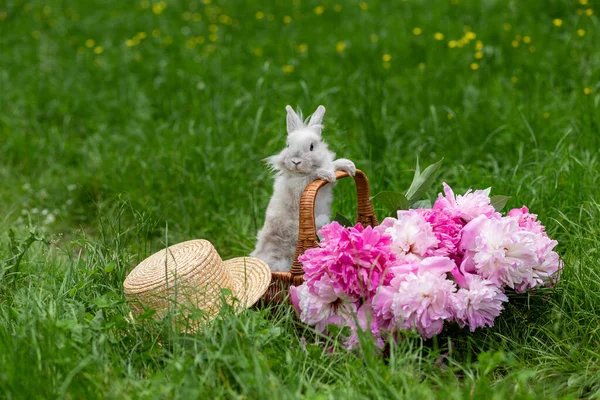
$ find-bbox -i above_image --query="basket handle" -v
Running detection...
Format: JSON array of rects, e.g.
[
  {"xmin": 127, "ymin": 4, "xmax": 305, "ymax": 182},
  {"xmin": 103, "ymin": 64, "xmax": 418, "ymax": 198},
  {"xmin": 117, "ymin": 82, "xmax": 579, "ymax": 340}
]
[{"xmin": 289, "ymin": 169, "xmax": 378, "ymax": 285}]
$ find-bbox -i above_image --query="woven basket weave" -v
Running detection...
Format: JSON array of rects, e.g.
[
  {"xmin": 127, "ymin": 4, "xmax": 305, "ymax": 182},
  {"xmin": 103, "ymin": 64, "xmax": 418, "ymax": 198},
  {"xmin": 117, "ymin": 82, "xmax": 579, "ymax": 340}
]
[{"xmin": 261, "ymin": 169, "xmax": 379, "ymax": 304}]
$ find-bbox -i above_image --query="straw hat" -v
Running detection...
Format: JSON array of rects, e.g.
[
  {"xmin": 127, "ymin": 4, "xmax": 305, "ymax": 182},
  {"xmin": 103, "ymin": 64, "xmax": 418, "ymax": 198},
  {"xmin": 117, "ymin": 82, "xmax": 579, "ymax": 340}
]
[{"xmin": 124, "ymin": 239, "xmax": 271, "ymax": 327}]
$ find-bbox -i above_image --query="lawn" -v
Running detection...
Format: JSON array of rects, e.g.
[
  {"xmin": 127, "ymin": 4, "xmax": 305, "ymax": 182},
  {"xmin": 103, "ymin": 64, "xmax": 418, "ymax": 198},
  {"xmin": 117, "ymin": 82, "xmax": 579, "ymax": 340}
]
[{"xmin": 1, "ymin": 0, "xmax": 599, "ymax": 398}]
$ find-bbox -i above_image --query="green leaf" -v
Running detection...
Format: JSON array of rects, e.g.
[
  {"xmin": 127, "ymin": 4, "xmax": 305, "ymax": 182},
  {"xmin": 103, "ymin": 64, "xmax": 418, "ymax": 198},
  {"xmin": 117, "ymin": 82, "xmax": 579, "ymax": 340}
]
[
  {"xmin": 104, "ymin": 262, "xmax": 115, "ymax": 273},
  {"xmin": 404, "ymin": 158, "xmax": 444, "ymax": 203},
  {"xmin": 370, "ymin": 191, "xmax": 409, "ymax": 213},
  {"xmin": 333, "ymin": 212, "xmax": 353, "ymax": 227},
  {"xmin": 410, "ymin": 199, "xmax": 432, "ymax": 209},
  {"xmin": 490, "ymin": 195, "xmax": 510, "ymax": 212}
]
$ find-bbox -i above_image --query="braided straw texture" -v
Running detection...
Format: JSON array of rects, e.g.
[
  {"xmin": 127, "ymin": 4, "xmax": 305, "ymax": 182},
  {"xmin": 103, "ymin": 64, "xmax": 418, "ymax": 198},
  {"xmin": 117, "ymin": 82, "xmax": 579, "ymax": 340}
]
[
  {"xmin": 261, "ymin": 169, "xmax": 379, "ymax": 304},
  {"xmin": 124, "ymin": 239, "xmax": 271, "ymax": 327}
]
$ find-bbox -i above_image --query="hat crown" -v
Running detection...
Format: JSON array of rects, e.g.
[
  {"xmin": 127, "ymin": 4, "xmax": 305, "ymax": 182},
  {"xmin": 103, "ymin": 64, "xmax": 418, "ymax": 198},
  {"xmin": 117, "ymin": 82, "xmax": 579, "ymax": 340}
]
[{"xmin": 124, "ymin": 239, "xmax": 233, "ymax": 295}]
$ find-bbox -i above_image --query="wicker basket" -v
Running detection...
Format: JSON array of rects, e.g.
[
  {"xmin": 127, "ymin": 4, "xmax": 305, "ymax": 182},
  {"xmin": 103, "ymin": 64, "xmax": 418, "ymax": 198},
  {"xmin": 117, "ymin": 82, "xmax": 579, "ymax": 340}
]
[{"xmin": 261, "ymin": 169, "xmax": 379, "ymax": 304}]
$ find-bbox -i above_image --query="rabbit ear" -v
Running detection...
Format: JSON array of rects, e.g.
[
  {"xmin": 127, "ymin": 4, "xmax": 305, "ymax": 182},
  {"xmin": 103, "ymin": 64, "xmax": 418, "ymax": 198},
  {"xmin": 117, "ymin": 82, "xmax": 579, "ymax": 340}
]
[
  {"xmin": 285, "ymin": 105, "xmax": 303, "ymax": 134},
  {"xmin": 307, "ymin": 105, "xmax": 326, "ymax": 135}
]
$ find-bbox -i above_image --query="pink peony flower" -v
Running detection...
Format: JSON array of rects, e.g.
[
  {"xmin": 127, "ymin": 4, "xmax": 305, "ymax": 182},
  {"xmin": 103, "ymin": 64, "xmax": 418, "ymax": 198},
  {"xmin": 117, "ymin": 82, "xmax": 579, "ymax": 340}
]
[
  {"xmin": 451, "ymin": 274, "xmax": 508, "ymax": 331},
  {"xmin": 515, "ymin": 236, "xmax": 562, "ymax": 292},
  {"xmin": 460, "ymin": 215, "xmax": 538, "ymax": 289},
  {"xmin": 375, "ymin": 211, "xmax": 438, "ymax": 261},
  {"xmin": 373, "ymin": 257, "xmax": 457, "ymax": 339},
  {"xmin": 507, "ymin": 206, "xmax": 546, "ymax": 236},
  {"xmin": 290, "ymin": 281, "xmax": 358, "ymax": 333},
  {"xmin": 300, "ymin": 222, "xmax": 397, "ymax": 300},
  {"xmin": 434, "ymin": 183, "xmax": 498, "ymax": 222},
  {"xmin": 344, "ymin": 303, "xmax": 385, "ymax": 350},
  {"xmin": 417, "ymin": 207, "xmax": 465, "ymax": 257}
]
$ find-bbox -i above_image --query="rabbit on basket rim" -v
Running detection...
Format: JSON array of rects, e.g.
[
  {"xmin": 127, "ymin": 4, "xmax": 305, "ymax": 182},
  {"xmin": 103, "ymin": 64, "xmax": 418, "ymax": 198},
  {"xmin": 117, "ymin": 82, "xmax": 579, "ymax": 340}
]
[{"xmin": 251, "ymin": 105, "xmax": 356, "ymax": 272}]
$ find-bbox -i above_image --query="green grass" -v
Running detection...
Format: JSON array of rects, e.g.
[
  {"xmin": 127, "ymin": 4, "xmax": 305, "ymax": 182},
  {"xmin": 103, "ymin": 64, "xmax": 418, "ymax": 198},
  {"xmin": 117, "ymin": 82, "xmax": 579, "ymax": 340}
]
[{"xmin": 1, "ymin": 0, "xmax": 600, "ymax": 398}]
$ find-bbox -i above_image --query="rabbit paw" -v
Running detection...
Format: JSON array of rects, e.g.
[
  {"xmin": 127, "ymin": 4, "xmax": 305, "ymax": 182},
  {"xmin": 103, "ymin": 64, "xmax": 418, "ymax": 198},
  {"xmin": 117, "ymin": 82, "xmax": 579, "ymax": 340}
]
[
  {"xmin": 333, "ymin": 158, "xmax": 356, "ymax": 176},
  {"xmin": 314, "ymin": 168, "xmax": 336, "ymax": 182}
]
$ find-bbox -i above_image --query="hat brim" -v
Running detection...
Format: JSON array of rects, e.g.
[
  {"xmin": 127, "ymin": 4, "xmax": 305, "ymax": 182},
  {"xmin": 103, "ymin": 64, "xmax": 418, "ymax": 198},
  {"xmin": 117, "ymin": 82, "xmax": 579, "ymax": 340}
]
[{"xmin": 225, "ymin": 257, "xmax": 271, "ymax": 310}]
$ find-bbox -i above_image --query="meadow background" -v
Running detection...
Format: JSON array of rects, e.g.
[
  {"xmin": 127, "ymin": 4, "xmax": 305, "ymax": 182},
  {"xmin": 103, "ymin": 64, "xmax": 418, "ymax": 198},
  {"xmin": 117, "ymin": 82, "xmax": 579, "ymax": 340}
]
[{"xmin": 1, "ymin": 0, "xmax": 600, "ymax": 398}]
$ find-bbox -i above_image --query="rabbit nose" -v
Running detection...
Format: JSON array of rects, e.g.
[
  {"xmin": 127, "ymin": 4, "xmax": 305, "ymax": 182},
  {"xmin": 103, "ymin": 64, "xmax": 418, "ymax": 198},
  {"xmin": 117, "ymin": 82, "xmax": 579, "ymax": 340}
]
[{"xmin": 292, "ymin": 160, "xmax": 301, "ymax": 166}]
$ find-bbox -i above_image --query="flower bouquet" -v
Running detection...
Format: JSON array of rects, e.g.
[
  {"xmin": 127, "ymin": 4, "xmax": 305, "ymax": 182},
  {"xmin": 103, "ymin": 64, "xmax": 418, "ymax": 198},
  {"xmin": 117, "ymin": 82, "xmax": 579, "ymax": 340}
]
[{"xmin": 290, "ymin": 160, "xmax": 562, "ymax": 348}]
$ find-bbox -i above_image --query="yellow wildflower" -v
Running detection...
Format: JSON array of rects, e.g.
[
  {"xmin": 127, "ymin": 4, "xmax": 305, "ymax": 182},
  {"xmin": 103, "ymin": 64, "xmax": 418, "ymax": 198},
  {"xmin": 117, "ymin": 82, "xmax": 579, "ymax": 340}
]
[
  {"xmin": 194, "ymin": 13, "xmax": 202, "ymax": 22},
  {"xmin": 137, "ymin": 32, "xmax": 147, "ymax": 39},
  {"xmin": 475, "ymin": 40, "xmax": 483, "ymax": 51},
  {"xmin": 382, "ymin": 53, "xmax": 392, "ymax": 62},
  {"xmin": 529, "ymin": 45, "xmax": 536, "ymax": 52},
  {"xmin": 585, "ymin": 8, "xmax": 593, "ymax": 16},
  {"xmin": 140, "ymin": 0, "xmax": 150, "ymax": 9},
  {"xmin": 298, "ymin": 43, "xmax": 308, "ymax": 53},
  {"xmin": 0, "ymin": 11, "xmax": 7, "ymax": 22},
  {"xmin": 511, "ymin": 76, "xmax": 518, "ymax": 83},
  {"xmin": 579, "ymin": 0, "xmax": 588, "ymax": 4},
  {"xmin": 209, "ymin": 33, "xmax": 218, "ymax": 42},
  {"xmin": 511, "ymin": 40, "xmax": 519, "ymax": 48},
  {"xmin": 336, "ymin": 41, "xmax": 346, "ymax": 52},
  {"xmin": 334, "ymin": 4, "xmax": 342, "ymax": 12},
  {"xmin": 577, "ymin": 29, "xmax": 585, "ymax": 37},
  {"xmin": 434, "ymin": 32, "xmax": 444, "ymax": 41},
  {"xmin": 448, "ymin": 40, "xmax": 457, "ymax": 48},
  {"xmin": 418, "ymin": 62, "xmax": 426, "ymax": 70},
  {"xmin": 447, "ymin": 113, "xmax": 454, "ymax": 120},
  {"xmin": 185, "ymin": 39, "xmax": 195, "ymax": 48},
  {"xmin": 283, "ymin": 15, "xmax": 292, "ymax": 24},
  {"xmin": 553, "ymin": 19, "xmax": 563, "ymax": 27},
  {"xmin": 255, "ymin": 11, "xmax": 264, "ymax": 20},
  {"xmin": 475, "ymin": 51, "xmax": 484, "ymax": 59},
  {"xmin": 209, "ymin": 24, "xmax": 218, "ymax": 32},
  {"xmin": 465, "ymin": 31, "xmax": 476, "ymax": 40},
  {"xmin": 584, "ymin": 87, "xmax": 592, "ymax": 95},
  {"xmin": 315, "ymin": 6, "xmax": 324, "ymax": 15},
  {"xmin": 125, "ymin": 39, "xmax": 135, "ymax": 47},
  {"xmin": 252, "ymin": 47, "xmax": 263, "ymax": 57},
  {"xmin": 183, "ymin": 11, "xmax": 191, "ymax": 20},
  {"xmin": 163, "ymin": 36, "xmax": 172, "ymax": 46},
  {"xmin": 93, "ymin": 46, "xmax": 104, "ymax": 54},
  {"xmin": 543, "ymin": 112, "xmax": 549, "ymax": 119},
  {"xmin": 504, "ymin": 23, "xmax": 512, "ymax": 31},
  {"xmin": 370, "ymin": 34, "xmax": 379, "ymax": 43},
  {"xmin": 359, "ymin": 2, "xmax": 368, "ymax": 10},
  {"xmin": 412, "ymin": 27, "xmax": 422, "ymax": 35},
  {"xmin": 523, "ymin": 36, "xmax": 531, "ymax": 43},
  {"xmin": 85, "ymin": 39, "xmax": 95, "ymax": 48},
  {"xmin": 283, "ymin": 65, "xmax": 294, "ymax": 74},
  {"xmin": 152, "ymin": 29, "xmax": 160, "ymax": 37},
  {"xmin": 470, "ymin": 62, "xmax": 479, "ymax": 70},
  {"xmin": 152, "ymin": 1, "xmax": 166, "ymax": 15}
]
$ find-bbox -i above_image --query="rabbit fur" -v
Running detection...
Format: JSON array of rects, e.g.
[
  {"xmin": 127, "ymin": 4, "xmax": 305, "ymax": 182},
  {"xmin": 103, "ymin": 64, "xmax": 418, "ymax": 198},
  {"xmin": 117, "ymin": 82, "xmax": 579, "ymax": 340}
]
[{"xmin": 251, "ymin": 105, "xmax": 356, "ymax": 272}]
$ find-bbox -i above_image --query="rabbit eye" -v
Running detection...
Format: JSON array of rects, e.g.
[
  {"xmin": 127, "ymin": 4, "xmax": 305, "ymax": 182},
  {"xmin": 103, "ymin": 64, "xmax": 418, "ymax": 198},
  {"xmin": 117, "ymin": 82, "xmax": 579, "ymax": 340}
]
[{"xmin": 310, "ymin": 143, "xmax": 314, "ymax": 151}]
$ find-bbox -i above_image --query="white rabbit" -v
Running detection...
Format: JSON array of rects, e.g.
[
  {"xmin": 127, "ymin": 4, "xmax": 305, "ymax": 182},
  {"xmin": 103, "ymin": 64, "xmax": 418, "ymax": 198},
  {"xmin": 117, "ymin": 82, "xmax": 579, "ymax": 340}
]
[{"xmin": 251, "ymin": 105, "xmax": 356, "ymax": 272}]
